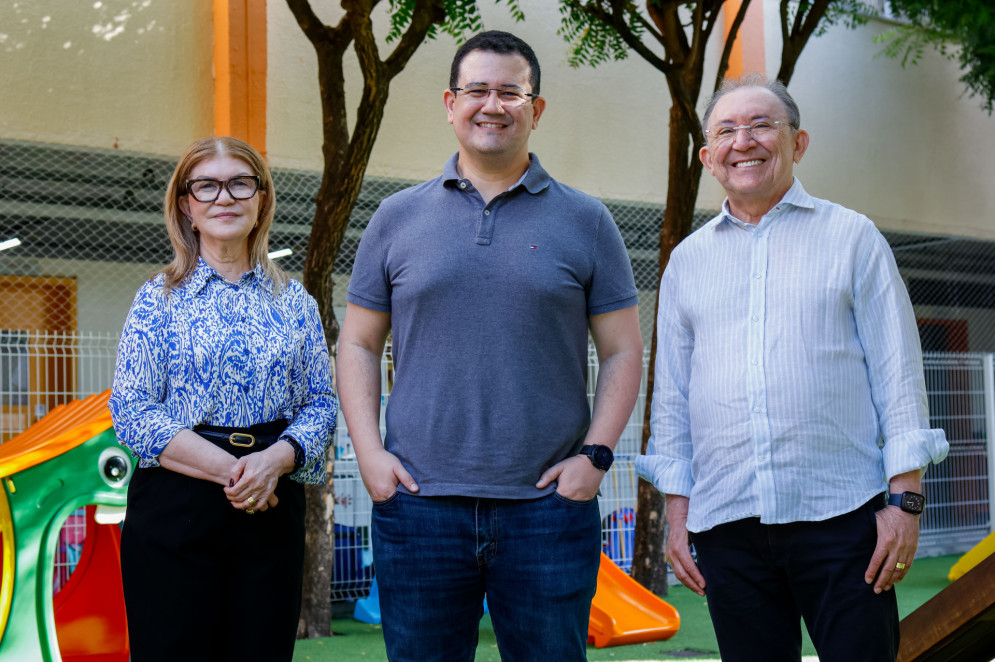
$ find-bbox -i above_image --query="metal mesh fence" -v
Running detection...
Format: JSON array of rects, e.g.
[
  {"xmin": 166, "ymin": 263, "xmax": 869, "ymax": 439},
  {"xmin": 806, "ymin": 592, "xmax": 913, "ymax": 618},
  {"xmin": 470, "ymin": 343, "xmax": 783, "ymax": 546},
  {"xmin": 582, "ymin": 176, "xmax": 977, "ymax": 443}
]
[
  {"xmin": 1, "ymin": 330, "xmax": 992, "ymax": 597},
  {"xmin": 330, "ymin": 348, "xmax": 995, "ymax": 598},
  {"xmin": 0, "ymin": 330, "xmax": 118, "ymax": 442},
  {"xmin": 53, "ymin": 507, "xmax": 87, "ymax": 595},
  {"xmin": 918, "ymin": 353, "xmax": 995, "ymax": 555},
  {"xmin": 5, "ymin": 138, "xmax": 994, "ymax": 351},
  {"xmin": 4, "ymin": 138, "xmax": 995, "ymax": 596}
]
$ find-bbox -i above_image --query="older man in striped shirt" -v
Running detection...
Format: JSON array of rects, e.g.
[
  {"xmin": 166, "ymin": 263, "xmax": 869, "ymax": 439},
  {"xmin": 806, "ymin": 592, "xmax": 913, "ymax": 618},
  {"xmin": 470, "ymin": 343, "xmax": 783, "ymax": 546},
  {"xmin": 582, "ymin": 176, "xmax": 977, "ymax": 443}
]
[{"xmin": 636, "ymin": 74, "xmax": 948, "ymax": 662}]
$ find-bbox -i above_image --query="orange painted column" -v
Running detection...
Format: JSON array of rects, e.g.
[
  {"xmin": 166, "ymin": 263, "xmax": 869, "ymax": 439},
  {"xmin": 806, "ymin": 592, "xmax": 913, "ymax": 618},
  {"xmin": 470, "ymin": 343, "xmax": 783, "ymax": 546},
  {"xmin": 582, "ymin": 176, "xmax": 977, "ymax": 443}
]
[
  {"xmin": 723, "ymin": 0, "xmax": 766, "ymax": 79},
  {"xmin": 213, "ymin": 0, "xmax": 267, "ymax": 156}
]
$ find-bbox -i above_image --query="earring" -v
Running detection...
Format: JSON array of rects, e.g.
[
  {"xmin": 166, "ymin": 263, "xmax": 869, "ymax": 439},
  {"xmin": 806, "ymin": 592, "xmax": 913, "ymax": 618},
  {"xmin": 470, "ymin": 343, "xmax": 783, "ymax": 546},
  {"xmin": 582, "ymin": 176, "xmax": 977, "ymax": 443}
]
[{"xmin": 191, "ymin": 223, "xmax": 198, "ymax": 232}]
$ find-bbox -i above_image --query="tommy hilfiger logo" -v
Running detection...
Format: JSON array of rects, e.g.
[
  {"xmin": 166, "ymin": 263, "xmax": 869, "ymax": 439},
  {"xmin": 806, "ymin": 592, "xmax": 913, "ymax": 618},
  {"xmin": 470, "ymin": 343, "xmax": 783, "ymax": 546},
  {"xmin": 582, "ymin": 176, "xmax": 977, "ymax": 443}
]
[{"xmin": 529, "ymin": 245, "xmax": 538, "ymax": 250}]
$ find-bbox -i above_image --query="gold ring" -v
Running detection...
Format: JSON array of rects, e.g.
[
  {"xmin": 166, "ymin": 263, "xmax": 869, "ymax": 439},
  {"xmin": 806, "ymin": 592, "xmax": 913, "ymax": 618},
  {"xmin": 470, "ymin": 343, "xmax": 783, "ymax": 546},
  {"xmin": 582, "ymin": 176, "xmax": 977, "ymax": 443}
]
[
  {"xmin": 246, "ymin": 508, "xmax": 256, "ymax": 515},
  {"xmin": 896, "ymin": 562, "xmax": 907, "ymax": 570},
  {"xmin": 247, "ymin": 496, "xmax": 256, "ymax": 506}
]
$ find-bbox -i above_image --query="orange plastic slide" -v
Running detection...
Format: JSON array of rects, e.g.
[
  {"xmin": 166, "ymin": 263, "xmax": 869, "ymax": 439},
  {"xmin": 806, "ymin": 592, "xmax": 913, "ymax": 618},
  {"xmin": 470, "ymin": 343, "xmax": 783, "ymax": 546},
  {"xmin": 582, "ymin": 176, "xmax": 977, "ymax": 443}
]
[{"xmin": 588, "ymin": 553, "xmax": 681, "ymax": 648}]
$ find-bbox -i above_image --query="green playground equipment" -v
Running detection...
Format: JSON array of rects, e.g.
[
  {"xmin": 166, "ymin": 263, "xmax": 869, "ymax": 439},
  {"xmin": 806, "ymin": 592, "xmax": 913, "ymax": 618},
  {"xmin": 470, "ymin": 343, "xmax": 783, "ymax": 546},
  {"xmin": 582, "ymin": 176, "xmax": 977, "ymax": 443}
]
[{"xmin": 0, "ymin": 391, "xmax": 132, "ymax": 662}]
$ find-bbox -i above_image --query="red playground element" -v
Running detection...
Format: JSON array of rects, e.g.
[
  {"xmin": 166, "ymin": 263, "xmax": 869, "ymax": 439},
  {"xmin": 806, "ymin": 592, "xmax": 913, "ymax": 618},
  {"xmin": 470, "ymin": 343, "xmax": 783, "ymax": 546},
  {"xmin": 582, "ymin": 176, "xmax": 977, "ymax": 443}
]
[
  {"xmin": 52, "ymin": 505, "xmax": 129, "ymax": 662},
  {"xmin": 588, "ymin": 553, "xmax": 681, "ymax": 648}
]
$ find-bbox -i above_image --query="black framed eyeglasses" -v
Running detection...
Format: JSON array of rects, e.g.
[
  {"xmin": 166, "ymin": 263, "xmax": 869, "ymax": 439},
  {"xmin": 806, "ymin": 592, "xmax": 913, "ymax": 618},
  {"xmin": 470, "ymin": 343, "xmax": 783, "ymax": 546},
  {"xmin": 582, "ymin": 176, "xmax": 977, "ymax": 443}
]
[{"xmin": 185, "ymin": 175, "xmax": 261, "ymax": 203}]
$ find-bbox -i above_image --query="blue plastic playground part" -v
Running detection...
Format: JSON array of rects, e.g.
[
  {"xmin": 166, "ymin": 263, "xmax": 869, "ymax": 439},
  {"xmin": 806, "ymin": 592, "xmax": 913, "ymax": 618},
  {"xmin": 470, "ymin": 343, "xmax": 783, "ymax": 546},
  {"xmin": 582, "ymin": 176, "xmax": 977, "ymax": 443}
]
[
  {"xmin": 353, "ymin": 576, "xmax": 382, "ymax": 624},
  {"xmin": 351, "ymin": 577, "xmax": 489, "ymax": 624},
  {"xmin": 602, "ymin": 507, "xmax": 636, "ymax": 573}
]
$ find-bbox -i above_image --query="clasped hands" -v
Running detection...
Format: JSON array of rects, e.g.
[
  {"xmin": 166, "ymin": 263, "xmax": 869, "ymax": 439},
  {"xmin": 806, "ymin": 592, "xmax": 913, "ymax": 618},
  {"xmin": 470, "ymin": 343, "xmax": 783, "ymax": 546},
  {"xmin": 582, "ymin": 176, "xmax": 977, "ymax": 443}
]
[{"xmin": 223, "ymin": 443, "xmax": 296, "ymax": 513}]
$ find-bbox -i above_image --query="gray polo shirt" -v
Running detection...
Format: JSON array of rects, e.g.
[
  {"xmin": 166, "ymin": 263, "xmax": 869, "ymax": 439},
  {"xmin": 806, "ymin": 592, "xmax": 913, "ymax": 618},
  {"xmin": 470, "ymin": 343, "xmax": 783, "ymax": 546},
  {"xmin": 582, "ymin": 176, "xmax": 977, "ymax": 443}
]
[{"xmin": 347, "ymin": 153, "xmax": 638, "ymax": 499}]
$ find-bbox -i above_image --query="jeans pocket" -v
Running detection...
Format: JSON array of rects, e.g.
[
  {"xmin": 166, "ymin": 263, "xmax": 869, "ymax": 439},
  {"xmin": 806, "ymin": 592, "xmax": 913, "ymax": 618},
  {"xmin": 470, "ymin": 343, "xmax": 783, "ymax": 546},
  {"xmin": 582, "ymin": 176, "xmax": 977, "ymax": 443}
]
[
  {"xmin": 372, "ymin": 491, "xmax": 400, "ymax": 507},
  {"xmin": 552, "ymin": 491, "xmax": 597, "ymax": 507}
]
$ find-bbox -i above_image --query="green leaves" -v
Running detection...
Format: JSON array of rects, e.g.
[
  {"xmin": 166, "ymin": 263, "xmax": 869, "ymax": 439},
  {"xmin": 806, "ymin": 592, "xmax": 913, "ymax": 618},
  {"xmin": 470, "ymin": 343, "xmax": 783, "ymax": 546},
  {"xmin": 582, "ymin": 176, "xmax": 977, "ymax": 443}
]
[
  {"xmin": 877, "ymin": 0, "xmax": 994, "ymax": 113},
  {"xmin": 385, "ymin": 0, "xmax": 526, "ymax": 44},
  {"xmin": 557, "ymin": 1, "xmax": 642, "ymax": 68}
]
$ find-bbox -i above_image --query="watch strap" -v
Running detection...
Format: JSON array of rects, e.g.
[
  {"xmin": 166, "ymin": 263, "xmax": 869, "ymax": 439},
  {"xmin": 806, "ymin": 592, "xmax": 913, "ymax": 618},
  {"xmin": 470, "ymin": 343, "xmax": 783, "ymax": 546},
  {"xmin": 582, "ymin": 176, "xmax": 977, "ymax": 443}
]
[
  {"xmin": 888, "ymin": 491, "xmax": 925, "ymax": 514},
  {"xmin": 282, "ymin": 435, "xmax": 306, "ymax": 469},
  {"xmin": 580, "ymin": 444, "xmax": 614, "ymax": 471}
]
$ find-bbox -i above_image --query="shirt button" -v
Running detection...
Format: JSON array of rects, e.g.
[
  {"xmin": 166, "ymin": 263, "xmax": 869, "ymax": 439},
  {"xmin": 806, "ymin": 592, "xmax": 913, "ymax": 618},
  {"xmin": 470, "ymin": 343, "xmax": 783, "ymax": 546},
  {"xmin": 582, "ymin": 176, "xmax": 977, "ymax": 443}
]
[
  {"xmin": 483, "ymin": 210, "xmax": 491, "ymax": 216},
  {"xmin": 751, "ymin": 358, "xmax": 758, "ymax": 365},
  {"xmin": 754, "ymin": 406, "xmax": 761, "ymax": 412},
  {"xmin": 753, "ymin": 273, "xmax": 762, "ymax": 279},
  {"xmin": 459, "ymin": 182, "xmax": 467, "ymax": 189},
  {"xmin": 752, "ymin": 315, "xmax": 759, "ymax": 322}
]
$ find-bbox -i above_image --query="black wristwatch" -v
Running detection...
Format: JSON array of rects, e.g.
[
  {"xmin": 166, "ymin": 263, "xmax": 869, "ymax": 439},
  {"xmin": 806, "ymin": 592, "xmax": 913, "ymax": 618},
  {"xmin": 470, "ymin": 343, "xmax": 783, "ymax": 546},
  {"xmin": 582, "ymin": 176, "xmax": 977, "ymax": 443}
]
[
  {"xmin": 579, "ymin": 444, "xmax": 614, "ymax": 472},
  {"xmin": 888, "ymin": 491, "xmax": 926, "ymax": 515},
  {"xmin": 282, "ymin": 436, "xmax": 306, "ymax": 469}
]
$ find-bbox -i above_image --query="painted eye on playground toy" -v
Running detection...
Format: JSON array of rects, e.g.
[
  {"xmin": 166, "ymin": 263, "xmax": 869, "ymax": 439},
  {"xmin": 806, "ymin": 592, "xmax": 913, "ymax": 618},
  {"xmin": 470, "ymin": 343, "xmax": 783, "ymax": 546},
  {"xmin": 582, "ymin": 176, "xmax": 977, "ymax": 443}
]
[
  {"xmin": 97, "ymin": 447, "xmax": 133, "ymax": 488},
  {"xmin": 103, "ymin": 455, "xmax": 128, "ymax": 480}
]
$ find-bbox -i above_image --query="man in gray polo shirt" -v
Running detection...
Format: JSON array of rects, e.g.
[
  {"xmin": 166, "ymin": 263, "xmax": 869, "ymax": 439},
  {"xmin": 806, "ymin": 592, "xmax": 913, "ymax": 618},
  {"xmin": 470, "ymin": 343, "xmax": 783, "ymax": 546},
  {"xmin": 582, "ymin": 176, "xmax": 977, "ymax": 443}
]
[{"xmin": 338, "ymin": 30, "xmax": 642, "ymax": 661}]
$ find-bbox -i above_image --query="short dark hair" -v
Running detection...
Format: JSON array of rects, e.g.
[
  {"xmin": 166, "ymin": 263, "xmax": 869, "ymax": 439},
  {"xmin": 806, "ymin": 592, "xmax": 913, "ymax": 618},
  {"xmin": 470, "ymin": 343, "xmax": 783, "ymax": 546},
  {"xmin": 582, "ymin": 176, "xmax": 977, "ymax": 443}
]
[
  {"xmin": 701, "ymin": 73, "xmax": 801, "ymax": 133},
  {"xmin": 449, "ymin": 31, "xmax": 541, "ymax": 95}
]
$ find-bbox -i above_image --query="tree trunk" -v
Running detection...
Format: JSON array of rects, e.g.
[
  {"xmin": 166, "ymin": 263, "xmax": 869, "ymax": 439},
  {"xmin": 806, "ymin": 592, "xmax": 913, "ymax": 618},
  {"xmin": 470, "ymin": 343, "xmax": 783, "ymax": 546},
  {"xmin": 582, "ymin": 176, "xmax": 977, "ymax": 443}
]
[
  {"xmin": 629, "ymin": 0, "xmax": 831, "ymax": 593},
  {"xmin": 631, "ymin": 103, "xmax": 703, "ymax": 594},
  {"xmin": 590, "ymin": 0, "xmax": 834, "ymax": 598},
  {"xmin": 296, "ymin": 28, "xmax": 351, "ymax": 637},
  {"xmin": 292, "ymin": 0, "xmax": 438, "ymax": 636}
]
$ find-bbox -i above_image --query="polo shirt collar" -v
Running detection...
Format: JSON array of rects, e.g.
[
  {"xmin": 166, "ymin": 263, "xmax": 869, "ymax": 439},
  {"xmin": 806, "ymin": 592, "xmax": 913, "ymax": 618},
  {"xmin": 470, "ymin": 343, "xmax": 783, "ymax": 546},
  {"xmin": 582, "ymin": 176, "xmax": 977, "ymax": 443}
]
[{"xmin": 442, "ymin": 152, "xmax": 551, "ymax": 195}]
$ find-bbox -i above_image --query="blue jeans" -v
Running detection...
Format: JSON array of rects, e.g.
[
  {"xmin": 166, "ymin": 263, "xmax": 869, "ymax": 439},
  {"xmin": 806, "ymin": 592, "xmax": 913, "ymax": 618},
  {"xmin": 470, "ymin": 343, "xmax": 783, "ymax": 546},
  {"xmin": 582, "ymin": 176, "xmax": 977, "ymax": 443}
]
[{"xmin": 371, "ymin": 492, "xmax": 602, "ymax": 662}]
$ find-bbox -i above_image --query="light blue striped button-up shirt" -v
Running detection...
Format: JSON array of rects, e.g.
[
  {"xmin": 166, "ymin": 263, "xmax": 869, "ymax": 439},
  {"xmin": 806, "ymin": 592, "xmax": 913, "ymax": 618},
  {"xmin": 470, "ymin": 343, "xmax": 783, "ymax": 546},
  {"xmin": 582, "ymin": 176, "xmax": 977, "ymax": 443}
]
[{"xmin": 635, "ymin": 179, "xmax": 949, "ymax": 532}]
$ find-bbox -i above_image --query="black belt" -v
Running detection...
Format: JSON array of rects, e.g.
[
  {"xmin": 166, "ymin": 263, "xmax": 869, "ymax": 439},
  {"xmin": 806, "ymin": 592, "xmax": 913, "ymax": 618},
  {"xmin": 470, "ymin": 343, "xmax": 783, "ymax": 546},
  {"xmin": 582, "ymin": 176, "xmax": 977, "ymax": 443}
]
[{"xmin": 193, "ymin": 420, "xmax": 289, "ymax": 458}]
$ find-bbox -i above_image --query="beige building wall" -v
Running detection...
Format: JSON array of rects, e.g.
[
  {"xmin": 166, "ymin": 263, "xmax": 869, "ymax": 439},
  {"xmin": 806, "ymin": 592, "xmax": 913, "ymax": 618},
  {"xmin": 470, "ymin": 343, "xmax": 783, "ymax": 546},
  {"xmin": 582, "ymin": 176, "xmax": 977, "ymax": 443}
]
[
  {"xmin": 0, "ymin": 0, "xmax": 213, "ymax": 156},
  {"xmin": 756, "ymin": 7, "xmax": 995, "ymax": 240},
  {"xmin": 268, "ymin": 0, "xmax": 994, "ymax": 240},
  {"xmin": 3, "ymin": 0, "xmax": 988, "ymax": 238},
  {"xmin": 266, "ymin": 1, "xmax": 671, "ymax": 200},
  {"xmin": 0, "ymin": 0, "xmax": 991, "ymax": 239}
]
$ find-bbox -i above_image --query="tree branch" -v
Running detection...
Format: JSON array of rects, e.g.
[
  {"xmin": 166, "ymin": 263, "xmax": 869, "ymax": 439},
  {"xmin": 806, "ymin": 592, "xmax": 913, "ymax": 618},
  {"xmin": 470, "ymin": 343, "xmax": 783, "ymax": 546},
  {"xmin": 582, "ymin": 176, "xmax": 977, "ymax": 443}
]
[
  {"xmin": 347, "ymin": 2, "xmax": 386, "ymax": 87},
  {"xmin": 384, "ymin": 0, "xmax": 447, "ymax": 78},
  {"xmin": 714, "ymin": 0, "xmax": 752, "ymax": 88},
  {"xmin": 777, "ymin": 0, "xmax": 833, "ymax": 83},
  {"xmin": 575, "ymin": 0, "xmax": 673, "ymax": 75},
  {"xmin": 285, "ymin": 0, "xmax": 340, "ymax": 46}
]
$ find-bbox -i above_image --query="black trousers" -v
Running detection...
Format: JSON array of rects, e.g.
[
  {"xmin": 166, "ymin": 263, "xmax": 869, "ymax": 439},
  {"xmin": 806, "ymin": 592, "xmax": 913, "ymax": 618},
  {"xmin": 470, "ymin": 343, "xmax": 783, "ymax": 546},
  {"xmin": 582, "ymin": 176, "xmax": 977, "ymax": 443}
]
[
  {"xmin": 121, "ymin": 466, "xmax": 306, "ymax": 662},
  {"xmin": 689, "ymin": 496, "xmax": 899, "ymax": 662}
]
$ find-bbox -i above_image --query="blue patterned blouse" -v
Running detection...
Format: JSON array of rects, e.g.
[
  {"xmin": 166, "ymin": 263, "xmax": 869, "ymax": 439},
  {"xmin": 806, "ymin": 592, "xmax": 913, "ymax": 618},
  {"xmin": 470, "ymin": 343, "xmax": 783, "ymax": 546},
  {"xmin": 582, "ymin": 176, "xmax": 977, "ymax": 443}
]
[{"xmin": 109, "ymin": 258, "xmax": 337, "ymax": 485}]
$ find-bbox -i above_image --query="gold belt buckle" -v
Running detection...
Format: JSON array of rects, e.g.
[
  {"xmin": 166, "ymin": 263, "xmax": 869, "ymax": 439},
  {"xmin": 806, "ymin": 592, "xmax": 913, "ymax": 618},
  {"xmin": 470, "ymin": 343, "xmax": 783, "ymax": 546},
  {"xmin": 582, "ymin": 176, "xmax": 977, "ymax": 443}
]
[{"xmin": 229, "ymin": 433, "xmax": 256, "ymax": 448}]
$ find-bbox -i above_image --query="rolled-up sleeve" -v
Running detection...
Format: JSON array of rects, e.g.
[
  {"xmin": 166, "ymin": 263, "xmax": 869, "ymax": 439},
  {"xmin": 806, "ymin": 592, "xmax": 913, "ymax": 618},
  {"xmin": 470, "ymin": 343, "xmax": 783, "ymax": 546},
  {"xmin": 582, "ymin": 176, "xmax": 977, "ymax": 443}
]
[
  {"xmin": 635, "ymin": 265, "xmax": 695, "ymax": 497},
  {"xmin": 284, "ymin": 289, "xmax": 337, "ymax": 485},
  {"xmin": 853, "ymin": 228, "xmax": 949, "ymax": 479},
  {"xmin": 108, "ymin": 281, "xmax": 186, "ymax": 466}
]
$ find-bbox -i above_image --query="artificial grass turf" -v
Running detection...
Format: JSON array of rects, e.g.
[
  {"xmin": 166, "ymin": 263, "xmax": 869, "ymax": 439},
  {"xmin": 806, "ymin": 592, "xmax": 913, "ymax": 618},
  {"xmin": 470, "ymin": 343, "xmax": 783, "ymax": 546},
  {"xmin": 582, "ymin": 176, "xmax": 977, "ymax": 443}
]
[{"xmin": 292, "ymin": 554, "xmax": 958, "ymax": 661}]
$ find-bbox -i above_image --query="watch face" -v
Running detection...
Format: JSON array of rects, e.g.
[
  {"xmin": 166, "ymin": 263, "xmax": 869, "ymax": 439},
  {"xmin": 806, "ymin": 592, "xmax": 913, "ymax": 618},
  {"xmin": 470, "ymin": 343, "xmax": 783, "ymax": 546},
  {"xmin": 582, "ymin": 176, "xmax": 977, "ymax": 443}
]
[
  {"xmin": 903, "ymin": 492, "xmax": 925, "ymax": 513},
  {"xmin": 592, "ymin": 446, "xmax": 613, "ymax": 470}
]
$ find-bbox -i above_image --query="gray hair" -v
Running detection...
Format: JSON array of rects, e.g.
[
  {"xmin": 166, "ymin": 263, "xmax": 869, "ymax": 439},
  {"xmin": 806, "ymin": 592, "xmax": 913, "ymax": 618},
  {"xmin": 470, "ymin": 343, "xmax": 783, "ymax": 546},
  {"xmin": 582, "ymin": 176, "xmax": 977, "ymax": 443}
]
[{"xmin": 701, "ymin": 73, "xmax": 801, "ymax": 133}]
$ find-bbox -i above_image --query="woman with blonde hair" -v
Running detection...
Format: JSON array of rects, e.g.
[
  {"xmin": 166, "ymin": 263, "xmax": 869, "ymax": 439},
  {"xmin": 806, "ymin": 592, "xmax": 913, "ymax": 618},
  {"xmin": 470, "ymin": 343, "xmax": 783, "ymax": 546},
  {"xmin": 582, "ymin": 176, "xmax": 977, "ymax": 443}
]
[{"xmin": 110, "ymin": 136, "xmax": 336, "ymax": 661}]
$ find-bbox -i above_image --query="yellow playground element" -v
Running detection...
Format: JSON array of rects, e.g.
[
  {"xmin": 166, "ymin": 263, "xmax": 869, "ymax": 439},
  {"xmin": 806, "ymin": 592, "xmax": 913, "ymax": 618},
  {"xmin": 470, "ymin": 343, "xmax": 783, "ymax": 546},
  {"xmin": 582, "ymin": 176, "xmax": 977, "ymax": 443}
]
[{"xmin": 948, "ymin": 530, "xmax": 995, "ymax": 582}]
